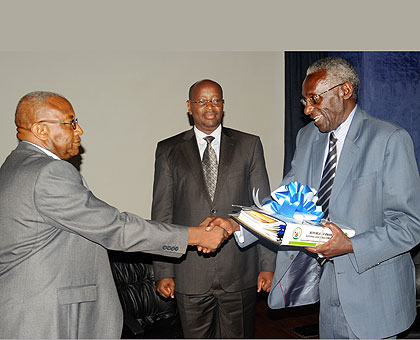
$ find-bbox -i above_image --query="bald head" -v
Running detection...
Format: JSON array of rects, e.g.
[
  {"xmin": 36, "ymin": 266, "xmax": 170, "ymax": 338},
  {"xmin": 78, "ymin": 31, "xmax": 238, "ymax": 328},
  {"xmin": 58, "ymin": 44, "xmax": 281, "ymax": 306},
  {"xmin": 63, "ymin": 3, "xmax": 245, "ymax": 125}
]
[
  {"xmin": 188, "ymin": 79, "xmax": 223, "ymax": 100},
  {"xmin": 13, "ymin": 91, "xmax": 83, "ymax": 160},
  {"xmin": 15, "ymin": 91, "xmax": 65, "ymax": 132}
]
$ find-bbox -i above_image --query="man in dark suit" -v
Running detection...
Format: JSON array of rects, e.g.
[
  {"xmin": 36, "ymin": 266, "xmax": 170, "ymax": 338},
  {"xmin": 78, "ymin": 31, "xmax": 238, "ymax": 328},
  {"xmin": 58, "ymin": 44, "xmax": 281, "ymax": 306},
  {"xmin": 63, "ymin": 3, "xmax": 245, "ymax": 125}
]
[
  {"xmin": 152, "ymin": 79, "xmax": 276, "ymax": 338},
  {"xmin": 0, "ymin": 91, "xmax": 227, "ymax": 339}
]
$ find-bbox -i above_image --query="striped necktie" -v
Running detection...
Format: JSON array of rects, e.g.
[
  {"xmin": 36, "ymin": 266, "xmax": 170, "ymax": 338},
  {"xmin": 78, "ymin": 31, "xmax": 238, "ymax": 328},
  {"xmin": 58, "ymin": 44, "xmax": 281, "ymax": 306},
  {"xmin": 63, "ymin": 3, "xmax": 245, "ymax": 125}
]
[
  {"xmin": 317, "ymin": 133, "xmax": 338, "ymax": 218},
  {"xmin": 202, "ymin": 136, "xmax": 218, "ymax": 200}
]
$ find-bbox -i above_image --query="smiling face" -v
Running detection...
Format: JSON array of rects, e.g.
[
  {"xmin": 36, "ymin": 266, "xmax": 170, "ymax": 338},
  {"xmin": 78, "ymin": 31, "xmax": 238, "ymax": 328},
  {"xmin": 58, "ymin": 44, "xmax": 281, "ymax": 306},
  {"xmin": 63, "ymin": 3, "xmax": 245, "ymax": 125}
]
[
  {"xmin": 302, "ymin": 69, "xmax": 353, "ymax": 133},
  {"xmin": 187, "ymin": 80, "xmax": 224, "ymax": 134},
  {"xmin": 36, "ymin": 96, "xmax": 83, "ymax": 160}
]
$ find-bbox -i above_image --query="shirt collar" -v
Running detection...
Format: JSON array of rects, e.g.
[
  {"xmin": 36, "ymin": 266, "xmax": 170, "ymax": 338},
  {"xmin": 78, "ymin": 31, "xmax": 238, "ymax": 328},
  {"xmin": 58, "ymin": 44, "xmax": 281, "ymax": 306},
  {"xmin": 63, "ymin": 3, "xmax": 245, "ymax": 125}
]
[
  {"xmin": 22, "ymin": 141, "xmax": 61, "ymax": 160},
  {"xmin": 194, "ymin": 124, "xmax": 222, "ymax": 146},
  {"xmin": 332, "ymin": 104, "xmax": 357, "ymax": 142}
]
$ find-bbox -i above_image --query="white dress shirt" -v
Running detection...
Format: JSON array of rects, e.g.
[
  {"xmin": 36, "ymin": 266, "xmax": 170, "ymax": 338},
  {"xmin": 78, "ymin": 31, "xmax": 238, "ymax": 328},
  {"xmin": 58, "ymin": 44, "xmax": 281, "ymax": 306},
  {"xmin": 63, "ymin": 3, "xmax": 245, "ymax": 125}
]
[
  {"xmin": 322, "ymin": 104, "xmax": 357, "ymax": 170},
  {"xmin": 194, "ymin": 124, "xmax": 222, "ymax": 162}
]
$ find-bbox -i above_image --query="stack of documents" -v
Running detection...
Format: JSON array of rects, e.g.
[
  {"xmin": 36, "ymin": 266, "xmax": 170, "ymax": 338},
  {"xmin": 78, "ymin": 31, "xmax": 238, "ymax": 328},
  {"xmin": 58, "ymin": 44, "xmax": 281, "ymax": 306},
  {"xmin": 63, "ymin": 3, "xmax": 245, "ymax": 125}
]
[
  {"xmin": 230, "ymin": 181, "xmax": 355, "ymax": 247},
  {"xmin": 231, "ymin": 208, "xmax": 355, "ymax": 247},
  {"xmin": 235, "ymin": 208, "xmax": 286, "ymax": 243}
]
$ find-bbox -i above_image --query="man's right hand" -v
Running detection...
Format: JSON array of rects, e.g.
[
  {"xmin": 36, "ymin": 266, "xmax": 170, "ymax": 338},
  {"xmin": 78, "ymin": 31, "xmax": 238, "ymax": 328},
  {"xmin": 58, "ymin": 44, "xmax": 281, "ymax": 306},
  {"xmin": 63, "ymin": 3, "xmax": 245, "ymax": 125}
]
[
  {"xmin": 156, "ymin": 278, "xmax": 175, "ymax": 298},
  {"xmin": 206, "ymin": 217, "xmax": 240, "ymax": 235},
  {"xmin": 188, "ymin": 223, "xmax": 227, "ymax": 253}
]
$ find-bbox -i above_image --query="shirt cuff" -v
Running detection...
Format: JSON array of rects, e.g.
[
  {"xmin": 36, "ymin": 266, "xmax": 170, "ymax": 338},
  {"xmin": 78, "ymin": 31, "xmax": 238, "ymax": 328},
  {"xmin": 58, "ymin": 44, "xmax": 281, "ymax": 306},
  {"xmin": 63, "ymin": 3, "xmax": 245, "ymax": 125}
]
[{"xmin": 234, "ymin": 226, "xmax": 245, "ymax": 243}]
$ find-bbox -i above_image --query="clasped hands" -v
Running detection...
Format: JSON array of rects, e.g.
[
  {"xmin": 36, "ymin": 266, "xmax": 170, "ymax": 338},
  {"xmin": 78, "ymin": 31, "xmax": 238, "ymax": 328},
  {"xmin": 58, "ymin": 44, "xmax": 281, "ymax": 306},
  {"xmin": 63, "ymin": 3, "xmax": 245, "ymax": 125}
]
[{"xmin": 191, "ymin": 217, "xmax": 240, "ymax": 254}]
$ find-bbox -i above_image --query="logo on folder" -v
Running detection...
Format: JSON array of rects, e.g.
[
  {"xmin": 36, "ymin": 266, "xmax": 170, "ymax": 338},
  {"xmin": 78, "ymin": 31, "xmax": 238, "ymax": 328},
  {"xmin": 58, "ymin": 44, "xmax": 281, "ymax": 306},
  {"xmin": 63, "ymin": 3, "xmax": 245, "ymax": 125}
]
[{"xmin": 292, "ymin": 227, "xmax": 302, "ymax": 240}]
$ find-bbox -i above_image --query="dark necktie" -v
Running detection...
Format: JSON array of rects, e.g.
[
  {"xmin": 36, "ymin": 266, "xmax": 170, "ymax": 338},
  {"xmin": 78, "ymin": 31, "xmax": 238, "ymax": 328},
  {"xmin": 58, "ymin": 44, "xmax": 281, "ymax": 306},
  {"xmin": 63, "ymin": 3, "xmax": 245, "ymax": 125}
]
[
  {"xmin": 316, "ymin": 133, "xmax": 338, "ymax": 266},
  {"xmin": 202, "ymin": 136, "xmax": 218, "ymax": 200},
  {"xmin": 317, "ymin": 133, "xmax": 338, "ymax": 218}
]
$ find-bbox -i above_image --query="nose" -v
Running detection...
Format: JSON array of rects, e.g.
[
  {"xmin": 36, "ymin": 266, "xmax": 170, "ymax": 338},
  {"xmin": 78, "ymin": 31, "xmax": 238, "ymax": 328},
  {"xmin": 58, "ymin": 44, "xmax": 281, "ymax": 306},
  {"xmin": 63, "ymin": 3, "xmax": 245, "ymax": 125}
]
[
  {"xmin": 75, "ymin": 122, "xmax": 83, "ymax": 135},
  {"xmin": 204, "ymin": 102, "xmax": 214, "ymax": 111},
  {"xmin": 303, "ymin": 102, "xmax": 314, "ymax": 116}
]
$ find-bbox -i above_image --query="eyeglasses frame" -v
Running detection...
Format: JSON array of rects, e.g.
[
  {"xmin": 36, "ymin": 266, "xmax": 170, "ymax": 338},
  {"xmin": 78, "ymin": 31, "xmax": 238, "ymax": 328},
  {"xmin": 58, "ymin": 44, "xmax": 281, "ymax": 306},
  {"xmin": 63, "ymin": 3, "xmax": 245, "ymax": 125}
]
[
  {"xmin": 37, "ymin": 118, "xmax": 79, "ymax": 130},
  {"xmin": 300, "ymin": 82, "xmax": 346, "ymax": 106},
  {"xmin": 189, "ymin": 99, "xmax": 225, "ymax": 107}
]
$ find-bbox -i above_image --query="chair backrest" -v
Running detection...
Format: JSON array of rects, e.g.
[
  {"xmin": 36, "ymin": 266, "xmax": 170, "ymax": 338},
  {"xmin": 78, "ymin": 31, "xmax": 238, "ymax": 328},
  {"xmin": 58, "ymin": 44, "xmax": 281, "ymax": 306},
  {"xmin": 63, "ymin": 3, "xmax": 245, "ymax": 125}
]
[{"xmin": 108, "ymin": 251, "xmax": 179, "ymax": 328}]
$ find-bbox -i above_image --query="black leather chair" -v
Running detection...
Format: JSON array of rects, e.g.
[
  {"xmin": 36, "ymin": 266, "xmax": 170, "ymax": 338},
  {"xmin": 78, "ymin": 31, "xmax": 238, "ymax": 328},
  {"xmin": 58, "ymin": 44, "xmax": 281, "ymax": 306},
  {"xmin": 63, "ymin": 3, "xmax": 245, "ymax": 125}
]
[{"xmin": 108, "ymin": 251, "xmax": 183, "ymax": 339}]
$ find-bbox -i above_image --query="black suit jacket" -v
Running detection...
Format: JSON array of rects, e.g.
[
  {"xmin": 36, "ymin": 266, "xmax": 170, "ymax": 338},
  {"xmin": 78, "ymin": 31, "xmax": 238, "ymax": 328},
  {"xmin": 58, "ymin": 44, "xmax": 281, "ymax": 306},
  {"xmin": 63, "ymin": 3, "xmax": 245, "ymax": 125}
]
[{"xmin": 152, "ymin": 127, "xmax": 276, "ymax": 294}]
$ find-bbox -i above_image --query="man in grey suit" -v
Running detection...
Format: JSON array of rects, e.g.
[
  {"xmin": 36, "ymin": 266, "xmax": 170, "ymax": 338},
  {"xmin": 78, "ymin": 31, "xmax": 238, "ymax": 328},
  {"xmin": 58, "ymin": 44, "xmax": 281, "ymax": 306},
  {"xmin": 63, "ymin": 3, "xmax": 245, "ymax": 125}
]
[
  {"xmin": 0, "ymin": 91, "xmax": 228, "ymax": 339},
  {"xmin": 216, "ymin": 57, "xmax": 420, "ymax": 338},
  {"xmin": 152, "ymin": 79, "xmax": 276, "ymax": 338}
]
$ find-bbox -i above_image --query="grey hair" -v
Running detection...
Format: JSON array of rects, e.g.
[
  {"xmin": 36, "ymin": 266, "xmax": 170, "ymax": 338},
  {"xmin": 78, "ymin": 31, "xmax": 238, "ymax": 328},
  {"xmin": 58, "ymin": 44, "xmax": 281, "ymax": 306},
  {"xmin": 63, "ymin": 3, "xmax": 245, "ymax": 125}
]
[
  {"xmin": 15, "ymin": 91, "xmax": 66, "ymax": 128},
  {"xmin": 307, "ymin": 57, "xmax": 360, "ymax": 101},
  {"xmin": 16, "ymin": 91, "xmax": 64, "ymax": 108}
]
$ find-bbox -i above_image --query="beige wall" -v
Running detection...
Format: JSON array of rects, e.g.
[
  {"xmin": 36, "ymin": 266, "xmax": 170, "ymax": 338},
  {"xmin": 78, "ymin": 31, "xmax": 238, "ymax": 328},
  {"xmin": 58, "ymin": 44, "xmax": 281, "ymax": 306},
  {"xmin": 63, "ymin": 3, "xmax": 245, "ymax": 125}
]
[{"xmin": 0, "ymin": 52, "xmax": 284, "ymax": 218}]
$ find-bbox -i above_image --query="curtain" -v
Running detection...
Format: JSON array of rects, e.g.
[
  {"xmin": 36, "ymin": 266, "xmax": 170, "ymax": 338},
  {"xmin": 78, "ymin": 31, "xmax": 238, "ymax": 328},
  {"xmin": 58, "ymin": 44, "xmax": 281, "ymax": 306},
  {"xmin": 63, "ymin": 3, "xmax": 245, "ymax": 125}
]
[{"xmin": 283, "ymin": 51, "xmax": 327, "ymax": 176}]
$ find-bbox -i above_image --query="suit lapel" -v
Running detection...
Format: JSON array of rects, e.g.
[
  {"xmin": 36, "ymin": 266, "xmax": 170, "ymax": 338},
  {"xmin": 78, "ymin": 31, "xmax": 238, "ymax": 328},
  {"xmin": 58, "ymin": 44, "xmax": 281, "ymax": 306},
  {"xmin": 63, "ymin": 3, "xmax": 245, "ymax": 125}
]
[
  {"xmin": 330, "ymin": 108, "xmax": 363, "ymax": 207},
  {"xmin": 311, "ymin": 133, "xmax": 328, "ymax": 189},
  {"xmin": 213, "ymin": 128, "xmax": 235, "ymax": 202},
  {"xmin": 181, "ymin": 127, "xmax": 236, "ymax": 204},
  {"xmin": 181, "ymin": 129, "xmax": 209, "ymax": 198}
]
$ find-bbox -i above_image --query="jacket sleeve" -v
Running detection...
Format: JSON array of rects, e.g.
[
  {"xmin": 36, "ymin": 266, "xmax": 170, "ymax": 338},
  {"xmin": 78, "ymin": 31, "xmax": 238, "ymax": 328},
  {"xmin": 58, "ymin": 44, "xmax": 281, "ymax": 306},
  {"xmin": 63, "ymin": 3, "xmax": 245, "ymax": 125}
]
[
  {"xmin": 350, "ymin": 128, "xmax": 420, "ymax": 272},
  {"xmin": 249, "ymin": 137, "xmax": 276, "ymax": 272},
  {"xmin": 34, "ymin": 160, "xmax": 188, "ymax": 258},
  {"xmin": 151, "ymin": 141, "xmax": 177, "ymax": 279}
]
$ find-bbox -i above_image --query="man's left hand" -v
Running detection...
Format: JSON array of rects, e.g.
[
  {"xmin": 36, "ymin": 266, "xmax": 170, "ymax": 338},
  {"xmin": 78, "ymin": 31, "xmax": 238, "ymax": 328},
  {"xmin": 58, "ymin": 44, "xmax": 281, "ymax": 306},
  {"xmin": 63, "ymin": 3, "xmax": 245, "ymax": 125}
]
[
  {"xmin": 257, "ymin": 271, "xmax": 274, "ymax": 292},
  {"xmin": 305, "ymin": 221, "xmax": 353, "ymax": 258}
]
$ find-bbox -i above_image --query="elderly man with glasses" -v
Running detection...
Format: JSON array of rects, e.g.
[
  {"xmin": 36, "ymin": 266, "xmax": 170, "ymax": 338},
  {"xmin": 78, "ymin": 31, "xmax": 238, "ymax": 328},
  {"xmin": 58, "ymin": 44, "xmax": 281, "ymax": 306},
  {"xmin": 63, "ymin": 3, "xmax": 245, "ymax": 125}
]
[
  {"xmin": 220, "ymin": 57, "xmax": 420, "ymax": 339},
  {"xmin": 0, "ymin": 91, "xmax": 229, "ymax": 339}
]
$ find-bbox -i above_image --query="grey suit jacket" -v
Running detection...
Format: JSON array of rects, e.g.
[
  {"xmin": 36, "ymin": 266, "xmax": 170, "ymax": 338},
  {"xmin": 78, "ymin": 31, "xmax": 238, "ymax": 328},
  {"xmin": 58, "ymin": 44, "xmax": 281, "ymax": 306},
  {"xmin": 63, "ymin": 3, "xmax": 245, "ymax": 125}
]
[
  {"xmin": 152, "ymin": 127, "xmax": 276, "ymax": 294},
  {"xmin": 238, "ymin": 108, "xmax": 420, "ymax": 338},
  {"xmin": 0, "ymin": 142, "xmax": 189, "ymax": 339}
]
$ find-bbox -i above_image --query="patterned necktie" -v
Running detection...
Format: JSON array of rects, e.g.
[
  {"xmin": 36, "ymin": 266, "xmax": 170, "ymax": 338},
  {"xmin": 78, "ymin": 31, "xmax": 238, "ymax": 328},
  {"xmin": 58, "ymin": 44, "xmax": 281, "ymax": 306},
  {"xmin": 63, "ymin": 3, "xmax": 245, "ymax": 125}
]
[
  {"xmin": 317, "ymin": 133, "xmax": 338, "ymax": 218},
  {"xmin": 202, "ymin": 136, "xmax": 218, "ymax": 200}
]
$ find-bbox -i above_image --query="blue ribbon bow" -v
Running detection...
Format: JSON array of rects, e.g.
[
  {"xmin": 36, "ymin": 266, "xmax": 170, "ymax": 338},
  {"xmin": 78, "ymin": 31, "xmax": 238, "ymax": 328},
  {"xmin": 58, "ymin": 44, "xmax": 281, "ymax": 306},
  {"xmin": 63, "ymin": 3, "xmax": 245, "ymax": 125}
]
[{"xmin": 262, "ymin": 181, "xmax": 324, "ymax": 222}]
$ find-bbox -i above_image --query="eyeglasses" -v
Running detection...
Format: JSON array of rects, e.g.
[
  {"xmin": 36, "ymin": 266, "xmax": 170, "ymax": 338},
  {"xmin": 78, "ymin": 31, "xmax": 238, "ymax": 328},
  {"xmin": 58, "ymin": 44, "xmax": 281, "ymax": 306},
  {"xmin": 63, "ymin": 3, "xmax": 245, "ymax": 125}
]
[
  {"xmin": 190, "ymin": 99, "xmax": 224, "ymax": 107},
  {"xmin": 37, "ymin": 118, "xmax": 79, "ymax": 130},
  {"xmin": 300, "ymin": 83, "xmax": 345, "ymax": 106}
]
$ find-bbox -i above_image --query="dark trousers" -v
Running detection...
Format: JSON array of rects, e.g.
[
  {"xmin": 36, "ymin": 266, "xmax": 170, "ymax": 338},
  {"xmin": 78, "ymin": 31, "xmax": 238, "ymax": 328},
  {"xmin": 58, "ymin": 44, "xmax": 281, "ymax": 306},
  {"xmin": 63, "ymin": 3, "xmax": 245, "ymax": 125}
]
[{"xmin": 175, "ymin": 274, "xmax": 256, "ymax": 338}]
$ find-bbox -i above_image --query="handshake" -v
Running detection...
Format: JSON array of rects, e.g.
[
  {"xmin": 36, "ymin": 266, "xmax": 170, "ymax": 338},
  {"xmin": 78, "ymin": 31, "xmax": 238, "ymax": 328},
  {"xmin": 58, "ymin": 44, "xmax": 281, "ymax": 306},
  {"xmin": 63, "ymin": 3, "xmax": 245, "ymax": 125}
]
[{"xmin": 188, "ymin": 217, "xmax": 240, "ymax": 253}]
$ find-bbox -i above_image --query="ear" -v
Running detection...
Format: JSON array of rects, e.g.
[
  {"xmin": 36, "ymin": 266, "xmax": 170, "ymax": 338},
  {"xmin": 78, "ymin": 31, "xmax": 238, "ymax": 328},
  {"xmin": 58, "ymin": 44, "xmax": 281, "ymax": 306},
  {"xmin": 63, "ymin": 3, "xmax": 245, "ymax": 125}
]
[
  {"xmin": 31, "ymin": 123, "xmax": 48, "ymax": 140},
  {"xmin": 186, "ymin": 100, "xmax": 192, "ymax": 115},
  {"xmin": 341, "ymin": 82, "xmax": 354, "ymax": 100}
]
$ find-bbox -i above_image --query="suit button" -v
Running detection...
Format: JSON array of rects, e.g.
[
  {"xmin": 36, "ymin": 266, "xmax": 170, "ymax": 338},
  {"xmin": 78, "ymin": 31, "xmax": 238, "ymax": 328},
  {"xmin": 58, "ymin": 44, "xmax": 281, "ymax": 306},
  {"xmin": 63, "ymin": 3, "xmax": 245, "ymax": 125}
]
[
  {"xmin": 175, "ymin": 246, "xmax": 179, "ymax": 251},
  {"xmin": 211, "ymin": 209, "xmax": 216, "ymax": 214},
  {"xmin": 163, "ymin": 245, "xmax": 167, "ymax": 250},
  {"xmin": 290, "ymin": 255, "xmax": 294, "ymax": 260}
]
